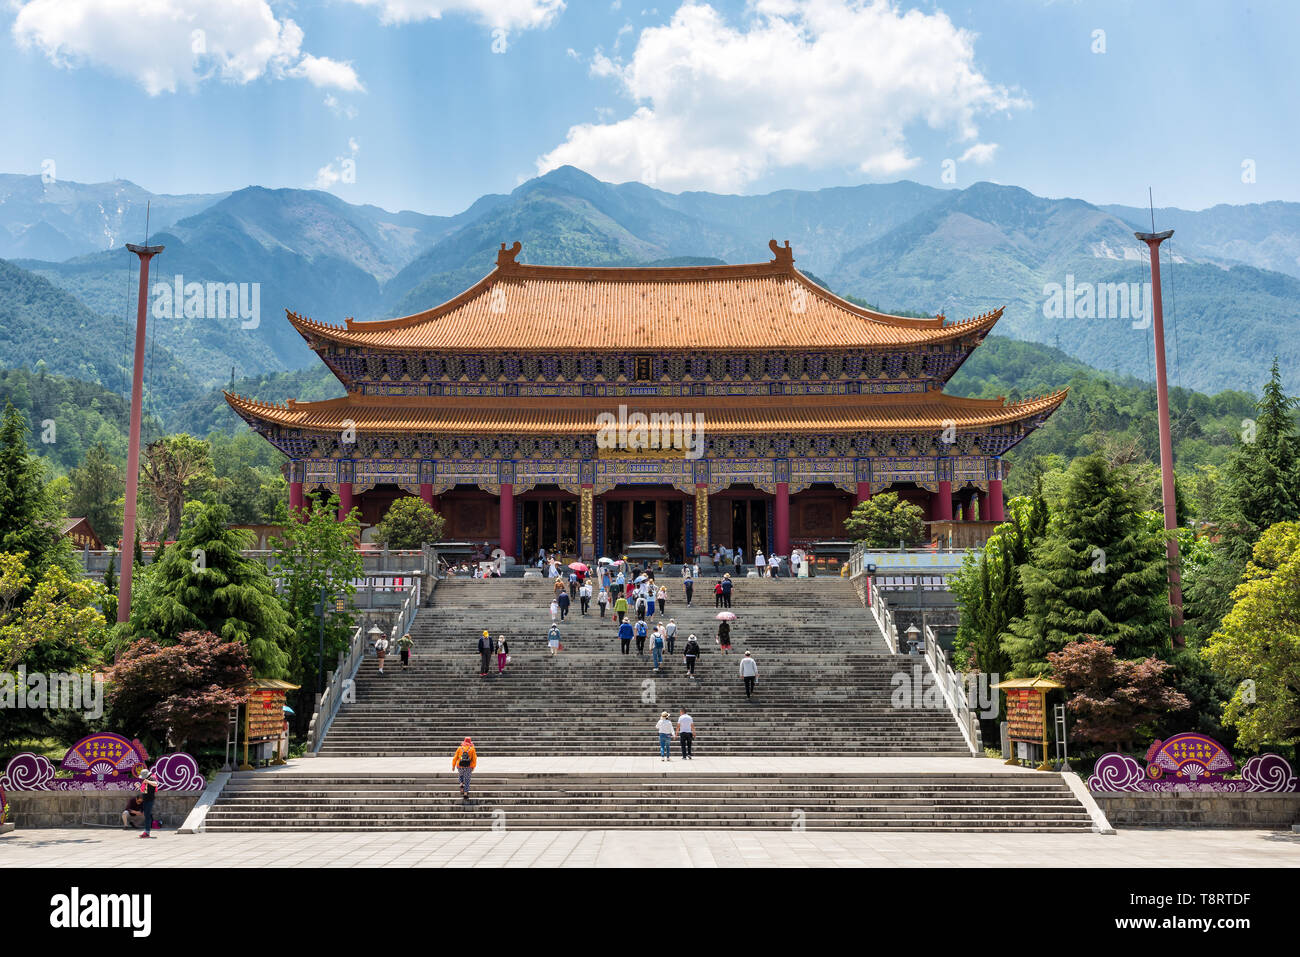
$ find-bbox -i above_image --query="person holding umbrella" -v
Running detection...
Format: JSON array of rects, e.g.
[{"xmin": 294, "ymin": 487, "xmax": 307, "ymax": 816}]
[{"xmin": 716, "ymin": 612, "xmax": 734, "ymax": 655}]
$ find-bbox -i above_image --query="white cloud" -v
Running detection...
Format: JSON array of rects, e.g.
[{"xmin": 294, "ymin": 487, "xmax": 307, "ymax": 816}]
[
  {"xmin": 536, "ymin": 0, "xmax": 1027, "ymax": 192},
  {"xmin": 324, "ymin": 94, "xmax": 359, "ymax": 119},
  {"xmin": 341, "ymin": 0, "xmax": 564, "ymax": 31},
  {"xmin": 11, "ymin": 0, "xmax": 362, "ymax": 95},
  {"xmin": 315, "ymin": 138, "xmax": 361, "ymax": 190},
  {"xmin": 959, "ymin": 142, "xmax": 998, "ymax": 164},
  {"xmin": 290, "ymin": 55, "xmax": 364, "ymax": 92}
]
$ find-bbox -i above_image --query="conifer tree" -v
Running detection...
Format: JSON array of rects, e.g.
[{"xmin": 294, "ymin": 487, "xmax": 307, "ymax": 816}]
[
  {"xmin": 0, "ymin": 401, "xmax": 74, "ymax": 598},
  {"xmin": 1003, "ymin": 454, "xmax": 1170, "ymax": 676},
  {"xmin": 125, "ymin": 501, "xmax": 292, "ymax": 678}
]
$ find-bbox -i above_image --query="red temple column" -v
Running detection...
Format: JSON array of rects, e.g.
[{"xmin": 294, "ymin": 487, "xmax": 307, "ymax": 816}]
[
  {"xmin": 499, "ymin": 483, "xmax": 515, "ymax": 557},
  {"xmin": 936, "ymin": 480, "xmax": 953, "ymax": 521},
  {"xmin": 337, "ymin": 483, "xmax": 354, "ymax": 522},
  {"xmin": 775, "ymin": 482, "xmax": 790, "ymax": 556},
  {"xmin": 855, "ymin": 483, "xmax": 871, "ymax": 506},
  {"xmin": 420, "ymin": 483, "xmax": 434, "ymax": 507},
  {"xmin": 987, "ymin": 479, "xmax": 1005, "ymax": 522},
  {"xmin": 290, "ymin": 480, "xmax": 304, "ymax": 511},
  {"xmin": 975, "ymin": 489, "xmax": 988, "ymax": 522}
]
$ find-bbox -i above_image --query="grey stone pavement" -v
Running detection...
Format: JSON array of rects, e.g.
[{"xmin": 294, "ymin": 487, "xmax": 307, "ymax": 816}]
[{"xmin": 4, "ymin": 827, "xmax": 1298, "ymax": 868}]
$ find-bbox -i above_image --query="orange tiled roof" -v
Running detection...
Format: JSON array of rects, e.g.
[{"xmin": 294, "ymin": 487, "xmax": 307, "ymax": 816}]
[
  {"xmin": 288, "ymin": 240, "xmax": 1002, "ymax": 352},
  {"xmin": 225, "ymin": 389, "xmax": 1068, "ymax": 435}
]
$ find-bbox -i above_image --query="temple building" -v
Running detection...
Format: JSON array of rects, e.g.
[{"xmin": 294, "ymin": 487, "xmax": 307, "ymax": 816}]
[{"xmin": 226, "ymin": 240, "xmax": 1065, "ymax": 562}]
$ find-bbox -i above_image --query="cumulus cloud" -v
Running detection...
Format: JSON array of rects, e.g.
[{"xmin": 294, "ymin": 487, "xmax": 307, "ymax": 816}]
[
  {"xmin": 11, "ymin": 0, "xmax": 362, "ymax": 95},
  {"xmin": 959, "ymin": 142, "xmax": 999, "ymax": 164},
  {"xmin": 315, "ymin": 138, "xmax": 361, "ymax": 190},
  {"xmin": 537, "ymin": 0, "xmax": 1027, "ymax": 192},
  {"xmin": 341, "ymin": 0, "xmax": 564, "ymax": 31}
]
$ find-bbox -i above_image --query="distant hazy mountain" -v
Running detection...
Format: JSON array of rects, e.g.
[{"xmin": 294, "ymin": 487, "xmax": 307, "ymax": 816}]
[
  {"xmin": 1104, "ymin": 201, "xmax": 1300, "ymax": 279},
  {"xmin": 0, "ymin": 175, "xmax": 225, "ymax": 260},
  {"xmin": 7, "ymin": 166, "xmax": 1300, "ymax": 400}
]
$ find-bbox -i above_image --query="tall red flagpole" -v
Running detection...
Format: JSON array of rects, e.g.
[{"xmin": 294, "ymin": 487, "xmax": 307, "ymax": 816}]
[
  {"xmin": 117, "ymin": 240, "xmax": 164, "ymax": 623},
  {"xmin": 1135, "ymin": 227, "xmax": 1183, "ymax": 644}
]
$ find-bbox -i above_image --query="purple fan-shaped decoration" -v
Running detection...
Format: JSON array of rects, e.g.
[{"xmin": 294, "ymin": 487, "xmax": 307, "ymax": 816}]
[
  {"xmin": 1087, "ymin": 752, "xmax": 1145, "ymax": 792},
  {"xmin": 1240, "ymin": 754, "xmax": 1298, "ymax": 793},
  {"xmin": 152, "ymin": 753, "xmax": 205, "ymax": 791},
  {"xmin": 1, "ymin": 753, "xmax": 56, "ymax": 791}
]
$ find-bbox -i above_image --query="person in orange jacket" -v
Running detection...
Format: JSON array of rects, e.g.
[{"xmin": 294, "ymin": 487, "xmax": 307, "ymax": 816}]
[{"xmin": 453, "ymin": 737, "xmax": 477, "ymax": 801}]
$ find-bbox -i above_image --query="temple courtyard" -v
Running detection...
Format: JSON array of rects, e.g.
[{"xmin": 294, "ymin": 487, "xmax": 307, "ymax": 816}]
[{"xmin": 5, "ymin": 824, "xmax": 1297, "ymax": 868}]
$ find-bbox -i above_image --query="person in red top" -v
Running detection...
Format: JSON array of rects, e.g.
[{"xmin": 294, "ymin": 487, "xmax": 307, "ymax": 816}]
[{"xmin": 453, "ymin": 737, "xmax": 477, "ymax": 801}]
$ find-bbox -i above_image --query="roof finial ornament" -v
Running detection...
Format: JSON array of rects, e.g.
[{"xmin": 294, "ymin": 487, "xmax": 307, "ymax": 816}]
[
  {"xmin": 768, "ymin": 238, "xmax": 794, "ymax": 267},
  {"xmin": 497, "ymin": 241, "xmax": 522, "ymax": 269}
]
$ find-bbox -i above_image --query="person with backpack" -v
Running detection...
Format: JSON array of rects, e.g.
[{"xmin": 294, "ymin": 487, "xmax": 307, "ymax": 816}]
[
  {"xmin": 374, "ymin": 633, "xmax": 390, "ymax": 674},
  {"xmin": 496, "ymin": 635, "xmax": 509, "ymax": 674},
  {"xmin": 683, "ymin": 568, "xmax": 694, "ymax": 606},
  {"xmin": 569, "ymin": 570, "xmax": 578, "ymax": 600},
  {"xmin": 721, "ymin": 573, "xmax": 734, "ymax": 609},
  {"xmin": 135, "ymin": 763, "xmax": 161, "ymax": 838},
  {"xmin": 634, "ymin": 617, "xmax": 648, "ymax": 657},
  {"xmin": 453, "ymin": 737, "xmax": 477, "ymax": 800},
  {"xmin": 635, "ymin": 591, "xmax": 648, "ymax": 622},
  {"xmin": 618, "ymin": 617, "xmax": 633, "ymax": 655},
  {"xmin": 683, "ymin": 634, "xmax": 701, "ymax": 678},
  {"xmin": 740, "ymin": 651, "xmax": 759, "ymax": 699},
  {"xmin": 478, "ymin": 630, "xmax": 494, "ymax": 676},
  {"xmin": 548, "ymin": 623, "xmax": 561, "ymax": 657},
  {"xmin": 716, "ymin": 618, "xmax": 732, "ymax": 655},
  {"xmin": 665, "ymin": 618, "xmax": 678, "ymax": 655},
  {"xmin": 398, "ymin": 632, "xmax": 414, "ymax": 669},
  {"xmin": 655, "ymin": 711, "xmax": 675, "ymax": 762},
  {"xmin": 651, "ymin": 622, "xmax": 665, "ymax": 672},
  {"xmin": 579, "ymin": 580, "xmax": 592, "ymax": 616},
  {"xmin": 645, "ymin": 585, "xmax": 656, "ymax": 620}
]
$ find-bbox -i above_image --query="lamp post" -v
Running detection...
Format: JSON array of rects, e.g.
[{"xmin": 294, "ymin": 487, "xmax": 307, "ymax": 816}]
[
  {"xmin": 1136, "ymin": 227, "xmax": 1184, "ymax": 644},
  {"xmin": 904, "ymin": 622, "xmax": 921, "ymax": 655}
]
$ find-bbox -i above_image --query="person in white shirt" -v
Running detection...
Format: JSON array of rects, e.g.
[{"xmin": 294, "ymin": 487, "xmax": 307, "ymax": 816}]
[
  {"xmin": 655, "ymin": 711, "xmax": 676, "ymax": 761},
  {"xmin": 755, "ymin": 550, "xmax": 766, "ymax": 574},
  {"xmin": 676, "ymin": 708, "xmax": 696, "ymax": 760},
  {"xmin": 374, "ymin": 635, "xmax": 389, "ymax": 675},
  {"xmin": 740, "ymin": 651, "xmax": 759, "ymax": 699},
  {"xmin": 665, "ymin": 619, "xmax": 678, "ymax": 654},
  {"xmin": 579, "ymin": 580, "xmax": 592, "ymax": 615}
]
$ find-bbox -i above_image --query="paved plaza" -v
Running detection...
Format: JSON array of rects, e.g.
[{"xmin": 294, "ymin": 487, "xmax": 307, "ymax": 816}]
[{"xmin": 5, "ymin": 826, "xmax": 1297, "ymax": 868}]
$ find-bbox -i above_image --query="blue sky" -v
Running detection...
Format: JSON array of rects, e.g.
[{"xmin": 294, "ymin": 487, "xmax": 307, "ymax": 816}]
[{"xmin": 1, "ymin": 0, "xmax": 1294, "ymax": 216}]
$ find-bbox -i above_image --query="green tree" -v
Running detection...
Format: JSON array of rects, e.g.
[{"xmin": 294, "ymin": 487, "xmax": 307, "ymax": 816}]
[
  {"xmin": 951, "ymin": 489, "xmax": 1048, "ymax": 675},
  {"xmin": 843, "ymin": 491, "xmax": 925, "ymax": 547},
  {"xmin": 371, "ymin": 496, "xmax": 447, "ymax": 549},
  {"xmin": 139, "ymin": 434, "xmax": 213, "ymax": 540},
  {"xmin": 271, "ymin": 495, "xmax": 363, "ymax": 704},
  {"xmin": 1202, "ymin": 521, "xmax": 1300, "ymax": 750},
  {"xmin": 125, "ymin": 502, "xmax": 293, "ymax": 678},
  {"xmin": 1003, "ymin": 455, "xmax": 1171, "ymax": 676},
  {"xmin": 0, "ymin": 401, "xmax": 74, "ymax": 599},
  {"xmin": 68, "ymin": 442, "xmax": 124, "ymax": 546}
]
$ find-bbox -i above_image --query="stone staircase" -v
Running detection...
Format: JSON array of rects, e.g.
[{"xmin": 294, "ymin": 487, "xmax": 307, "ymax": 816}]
[
  {"xmin": 203, "ymin": 772, "xmax": 1094, "ymax": 831},
  {"xmin": 317, "ymin": 576, "xmax": 972, "ymax": 758}
]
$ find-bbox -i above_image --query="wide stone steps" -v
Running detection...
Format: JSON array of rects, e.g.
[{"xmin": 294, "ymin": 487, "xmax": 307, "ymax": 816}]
[{"xmin": 205, "ymin": 774, "xmax": 1093, "ymax": 831}]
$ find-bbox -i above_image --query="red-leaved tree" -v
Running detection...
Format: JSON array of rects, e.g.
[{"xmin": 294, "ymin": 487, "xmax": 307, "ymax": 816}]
[
  {"xmin": 107, "ymin": 630, "xmax": 252, "ymax": 750},
  {"xmin": 1048, "ymin": 637, "xmax": 1189, "ymax": 752}
]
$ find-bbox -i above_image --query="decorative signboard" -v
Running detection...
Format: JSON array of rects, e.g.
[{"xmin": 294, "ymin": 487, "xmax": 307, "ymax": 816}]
[
  {"xmin": 992, "ymin": 676, "xmax": 1063, "ymax": 772},
  {"xmin": 240, "ymin": 678, "xmax": 299, "ymax": 770},
  {"xmin": 0, "ymin": 733, "xmax": 204, "ymax": 792},
  {"xmin": 1088, "ymin": 733, "xmax": 1298, "ymax": 793}
]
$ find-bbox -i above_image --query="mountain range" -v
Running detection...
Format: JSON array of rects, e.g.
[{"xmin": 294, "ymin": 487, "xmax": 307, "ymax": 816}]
[{"xmin": 3, "ymin": 166, "xmax": 1299, "ymax": 412}]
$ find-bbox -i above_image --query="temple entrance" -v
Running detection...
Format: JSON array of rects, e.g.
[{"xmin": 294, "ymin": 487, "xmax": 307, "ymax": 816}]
[
  {"xmin": 730, "ymin": 498, "xmax": 769, "ymax": 556},
  {"xmin": 520, "ymin": 490, "xmax": 578, "ymax": 558},
  {"xmin": 597, "ymin": 486, "xmax": 690, "ymax": 562}
]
